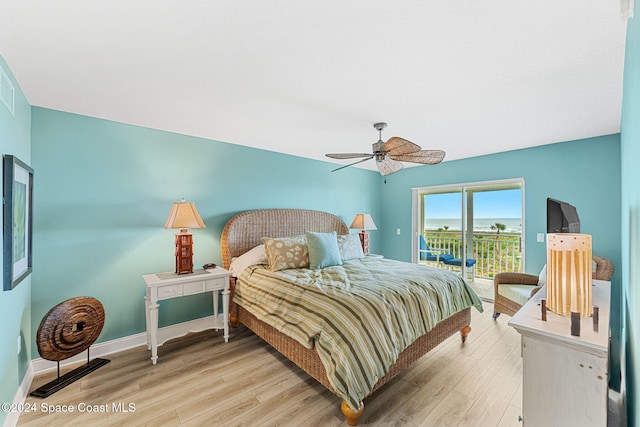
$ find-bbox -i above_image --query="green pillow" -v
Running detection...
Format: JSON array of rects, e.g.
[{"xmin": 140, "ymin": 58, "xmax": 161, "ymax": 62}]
[{"xmin": 306, "ymin": 231, "xmax": 342, "ymax": 269}]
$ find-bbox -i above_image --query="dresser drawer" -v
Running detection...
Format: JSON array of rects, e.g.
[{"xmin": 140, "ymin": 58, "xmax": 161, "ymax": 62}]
[
  {"xmin": 157, "ymin": 284, "xmax": 183, "ymax": 299},
  {"xmin": 204, "ymin": 277, "xmax": 225, "ymax": 291},
  {"xmin": 183, "ymin": 281, "xmax": 206, "ymax": 295}
]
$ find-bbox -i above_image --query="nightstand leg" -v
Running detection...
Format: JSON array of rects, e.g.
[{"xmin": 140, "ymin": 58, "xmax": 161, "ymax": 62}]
[
  {"xmin": 212, "ymin": 289, "xmax": 219, "ymax": 330},
  {"xmin": 149, "ymin": 300, "xmax": 159, "ymax": 365},
  {"xmin": 222, "ymin": 287, "xmax": 230, "ymax": 342},
  {"xmin": 144, "ymin": 295, "xmax": 151, "ymax": 350}
]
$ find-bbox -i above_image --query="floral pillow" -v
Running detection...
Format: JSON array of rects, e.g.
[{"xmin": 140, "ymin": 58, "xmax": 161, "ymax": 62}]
[
  {"xmin": 263, "ymin": 236, "xmax": 309, "ymax": 271},
  {"xmin": 337, "ymin": 234, "xmax": 365, "ymax": 261}
]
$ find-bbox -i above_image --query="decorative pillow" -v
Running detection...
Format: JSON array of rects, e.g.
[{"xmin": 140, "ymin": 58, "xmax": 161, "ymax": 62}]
[
  {"xmin": 229, "ymin": 244, "xmax": 268, "ymax": 277},
  {"xmin": 337, "ymin": 234, "xmax": 365, "ymax": 261},
  {"xmin": 538, "ymin": 264, "xmax": 547, "ymax": 287},
  {"xmin": 306, "ymin": 231, "xmax": 343, "ymax": 269},
  {"xmin": 263, "ymin": 236, "xmax": 309, "ymax": 271}
]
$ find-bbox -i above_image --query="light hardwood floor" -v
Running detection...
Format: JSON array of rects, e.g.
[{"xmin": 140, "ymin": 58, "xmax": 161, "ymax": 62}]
[{"xmin": 18, "ymin": 301, "xmax": 522, "ymax": 426}]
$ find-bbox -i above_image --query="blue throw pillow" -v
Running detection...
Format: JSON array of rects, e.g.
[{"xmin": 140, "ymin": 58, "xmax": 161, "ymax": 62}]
[{"xmin": 306, "ymin": 231, "xmax": 343, "ymax": 269}]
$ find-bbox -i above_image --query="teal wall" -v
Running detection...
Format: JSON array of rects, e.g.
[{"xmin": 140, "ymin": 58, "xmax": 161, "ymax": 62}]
[
  {"xmin": 378, "ymin": 135, "xmax": 621, "ymax": 271},
  {"xmin": 377, "ymin": 135, "xmax": 623, "ymax": 387},
  {"xmin": 0, "ymin": 56, "xmax": 32, "ymax": 426},
  {"xmin": 621, "ymin": 7, "xmax": 639, "ymax": 426},
  {"xmin": 30, "ymin": 107, "xmax": 381, "ymax": 350}
]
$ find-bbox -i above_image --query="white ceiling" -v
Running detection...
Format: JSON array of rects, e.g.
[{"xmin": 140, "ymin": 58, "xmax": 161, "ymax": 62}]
[{"xmin": 0, "ymin": 1, "xmax": 628, "ymax": 171}]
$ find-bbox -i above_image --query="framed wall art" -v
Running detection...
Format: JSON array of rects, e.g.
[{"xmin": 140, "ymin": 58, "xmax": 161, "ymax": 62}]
[{"xmin": 3, "ymin": 155, "xmax": 33, "ymax": 291}]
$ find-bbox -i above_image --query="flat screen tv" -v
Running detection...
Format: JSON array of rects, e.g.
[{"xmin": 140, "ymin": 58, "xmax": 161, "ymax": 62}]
[{"xmin": 547, "ymin": 198, "xmax": 580, "ymax": 233}]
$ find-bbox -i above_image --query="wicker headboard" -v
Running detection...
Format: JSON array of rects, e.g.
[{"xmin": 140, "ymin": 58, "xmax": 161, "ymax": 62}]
[{"xmin": 220, "ymin": 208, "xmax": 349, "ymax": 269}]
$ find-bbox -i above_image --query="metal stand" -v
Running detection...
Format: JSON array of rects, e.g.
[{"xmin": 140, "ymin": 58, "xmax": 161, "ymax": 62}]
[
  {"xmin": 570, "ymin": 312, "xmax": 581, "ymax": 336},
  {"xmin": 30, "ymin": 349, "xmax": 110, "ymax": 398}
]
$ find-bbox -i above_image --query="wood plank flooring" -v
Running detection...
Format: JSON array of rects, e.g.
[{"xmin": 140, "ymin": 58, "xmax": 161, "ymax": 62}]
[{"xmin": 18, "ymin": 302, "xmax": 522, "ymax": 426}]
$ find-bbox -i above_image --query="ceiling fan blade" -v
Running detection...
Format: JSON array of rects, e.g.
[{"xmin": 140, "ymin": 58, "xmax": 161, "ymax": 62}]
[
  {"xmin": 390, "ymin": 150, "xmax": 446, "ymax": 165},
  {"xmin": 331, "ymin": 156, "xmax": 374, "ymax": 172},
  {"xmin": 326, "ymin": 153, "xmax": 373, "ymax": 159},
  {"xmin": 376, "ymin": 158, "xmax": 404, "ymax": 176},
  {"xmin": 382, "ymin": 137, "xmax": 421, "ymax": 156}
]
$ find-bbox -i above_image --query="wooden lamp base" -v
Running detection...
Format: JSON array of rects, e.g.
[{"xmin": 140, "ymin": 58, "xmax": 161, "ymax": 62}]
[
  {"xmin": 174, "ymin": 230, "xmax": 194, "ymax": 274},
  {"xmin": 358, "ymin": 231, "xmax": 370, "ymax": 255}
]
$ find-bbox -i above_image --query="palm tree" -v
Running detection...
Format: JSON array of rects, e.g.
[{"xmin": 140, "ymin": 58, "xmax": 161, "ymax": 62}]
[
  {"xmin": 491, "ymin": 222, "xmax": 506, "ymax": 237},
  {"xmin": 491, "ymin": 223, "xmax": 507, "ymax": 271}
]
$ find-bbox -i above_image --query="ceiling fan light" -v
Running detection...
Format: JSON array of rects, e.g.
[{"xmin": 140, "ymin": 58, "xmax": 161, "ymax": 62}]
[{"xmin": 377, "ymin": 158, "xmax": 403, "ymax": 176}]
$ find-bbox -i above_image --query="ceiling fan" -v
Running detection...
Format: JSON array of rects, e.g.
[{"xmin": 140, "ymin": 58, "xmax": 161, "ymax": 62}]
[{"xmin": 326, "ymin": 122, "xmax": 446, "ymax": 176}]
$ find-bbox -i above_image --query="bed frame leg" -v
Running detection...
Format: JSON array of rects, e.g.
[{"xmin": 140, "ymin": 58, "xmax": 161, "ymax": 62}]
[
  {"xmin": 341, "ymin": 401, "xmax": 364, "ymax": 426},
  {"xmin": 460, "ymin": 325, "xmax": 471, "ymax": 343},
  {"xmin": 229, "ymin": 315, "xmax": 239, "ymax": 328}
]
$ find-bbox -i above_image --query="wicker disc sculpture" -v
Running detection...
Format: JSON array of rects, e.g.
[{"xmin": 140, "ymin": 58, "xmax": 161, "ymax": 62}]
[{"xmin": 36, "ymin": 296, "xmax": 105, "ymax": 361}]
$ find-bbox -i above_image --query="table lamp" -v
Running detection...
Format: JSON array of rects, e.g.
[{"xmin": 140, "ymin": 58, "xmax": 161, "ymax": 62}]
[
  {"xmin": 164, "ymin": 198, "xmax": 206, "ymax": 274},
  {"xmin": 546, "ymin": 233, "xmax": 592, "ymax": 336},
  {"xmin": 350, "ymin": 213, "xmax": 377, "ymax": 255}
]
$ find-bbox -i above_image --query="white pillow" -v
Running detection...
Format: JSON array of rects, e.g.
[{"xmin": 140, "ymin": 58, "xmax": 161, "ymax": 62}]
[
  {"xmin": 229, "ymin": 244, "xmax": 268, "ymax": 277},
  {"xmin": 337, "ymin": 234, "xmax": 365, "ymax": 261}
]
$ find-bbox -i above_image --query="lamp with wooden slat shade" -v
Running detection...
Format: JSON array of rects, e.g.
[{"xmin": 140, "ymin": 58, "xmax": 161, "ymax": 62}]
[
  {"xmin": 546, "ymin": 233, "xmax": 592, "ymax": 336},
  {"xmin": 164, "ymin": 199, "xmax": 206, "ymax": 274}
]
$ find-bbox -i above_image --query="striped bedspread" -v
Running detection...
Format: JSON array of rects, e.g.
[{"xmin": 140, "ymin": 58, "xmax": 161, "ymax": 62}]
[{"xmin": 234, "ymin": 257, "xmax": 483, "ymax": 410}]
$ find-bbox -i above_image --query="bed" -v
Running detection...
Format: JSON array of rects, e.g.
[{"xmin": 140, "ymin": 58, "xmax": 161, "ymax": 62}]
[{"xmin": 220, "ymin": 208, "xmax": 482, "ymax": 425}]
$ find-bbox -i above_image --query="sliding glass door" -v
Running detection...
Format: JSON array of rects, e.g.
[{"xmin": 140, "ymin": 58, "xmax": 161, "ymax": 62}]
[{"xmin": 412, "ymin": 179, "xmax": 524, "ymax": 283}]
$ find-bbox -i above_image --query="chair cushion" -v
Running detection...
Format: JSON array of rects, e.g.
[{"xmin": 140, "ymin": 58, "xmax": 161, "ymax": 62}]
[
  {"xmin": 498, "ymin": 284, "xmax": 542, "ymax": 306},
  {"xmin": 444, "ymin": 257, "xmax": 477, "ymax": 267},
  {"xmin": 538, "ymin": 264, "xmax": 547, "ymax": 286},
  {"xmin": 424, "ymin": 253, "xmax": 454, "ymax": 262}
]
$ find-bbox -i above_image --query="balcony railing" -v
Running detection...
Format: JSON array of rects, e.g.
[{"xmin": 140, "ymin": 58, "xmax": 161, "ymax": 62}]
[{"xmin": 423, "ymin": 231, "xmax": 522, "ymax": 279}]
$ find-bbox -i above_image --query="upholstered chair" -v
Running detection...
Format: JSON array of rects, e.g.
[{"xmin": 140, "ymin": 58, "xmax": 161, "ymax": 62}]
[{"xmin": 492, "ymin": 255, "xmax": 614, "ymax": 319}]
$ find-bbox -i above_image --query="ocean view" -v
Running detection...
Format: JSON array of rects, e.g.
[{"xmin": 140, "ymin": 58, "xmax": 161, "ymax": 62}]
[{"xmin": 425, "ymin": 218, "xmax": 522, "ymax": 233}]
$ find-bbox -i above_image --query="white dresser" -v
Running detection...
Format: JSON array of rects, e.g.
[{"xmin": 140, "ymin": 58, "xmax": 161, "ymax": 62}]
[{"xmin": 508, "ymin": 280, "xmax": 610, "ymax": 426}]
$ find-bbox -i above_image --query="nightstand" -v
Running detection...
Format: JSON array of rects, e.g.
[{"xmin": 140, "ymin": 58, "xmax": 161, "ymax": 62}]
[{"xmin": 143, "ymin": 267, "xmax": 231, "ymax": 365}]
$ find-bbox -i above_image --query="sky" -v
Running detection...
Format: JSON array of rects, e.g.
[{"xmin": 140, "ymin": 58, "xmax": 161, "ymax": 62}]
[{"xmin": 424, "ymin": 189, "xmax": 522, "ymax": 218}]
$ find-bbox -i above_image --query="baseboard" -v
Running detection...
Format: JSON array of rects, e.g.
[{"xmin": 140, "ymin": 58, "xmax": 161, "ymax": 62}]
[
  {"xmin": 2, "ymin": 364, "xmax": 33, "ymax": 427},
  {"xmin": 5, "ymin": 315, "xmax": 219, "ymax": 427},
  {"xmin": 31, "ymin": 314, "xmax": 218, "ymax": 374},
  {"xmin": 30, "ymin": 330, "xmax": 147, "ymax": 375},
  {"xmin": 608, "ymin": 388, "xmax": 626, "ymax": 427}
]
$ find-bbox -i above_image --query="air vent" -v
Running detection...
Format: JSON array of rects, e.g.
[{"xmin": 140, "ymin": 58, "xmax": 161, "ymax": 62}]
[{"xmin": 0, "ymin": 65, "xmax": 16, "ymax": 116}]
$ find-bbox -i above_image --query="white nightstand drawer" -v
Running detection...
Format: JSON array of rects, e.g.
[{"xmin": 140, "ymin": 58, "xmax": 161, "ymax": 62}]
[
  {"xmin": 183, "ymin": 281, "xmax": 206, "ymax": 295},
  {"xmin": 157, "ymin": 284, "xmax": 183, "ymax": 299},
  {"xmin": 204, "ymin": 277, "xmax": 225, "ymax": 291}
]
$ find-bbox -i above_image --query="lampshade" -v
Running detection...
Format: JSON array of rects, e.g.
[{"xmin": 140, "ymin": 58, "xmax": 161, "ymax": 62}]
[
  {"xmin": 546, "ymin": 233, "xmax": 592, "ymax": 318},
  {"xmin": 164, "ymin": 199, "xmax": 206, "ymax": 231},
  {"xmin": 350, "ymin": 213, "xmax": 377, "ymax": 231}
]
